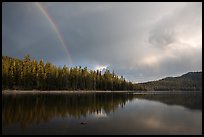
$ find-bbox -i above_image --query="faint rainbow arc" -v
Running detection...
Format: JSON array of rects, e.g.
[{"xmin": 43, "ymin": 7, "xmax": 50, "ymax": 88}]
[{"xmin": 35, "ymin": 2, "xmax": 72, "ymax": 65}]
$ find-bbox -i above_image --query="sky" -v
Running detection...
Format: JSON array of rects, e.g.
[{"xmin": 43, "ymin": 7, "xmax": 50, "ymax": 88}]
[{"xmin": 2, "ymin": 2, "xmax": 202, "ymax": 83}]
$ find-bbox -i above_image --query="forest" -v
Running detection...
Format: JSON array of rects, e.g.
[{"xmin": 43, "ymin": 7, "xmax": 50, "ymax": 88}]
[{"xmin": 2, "ymin": 55, "xmax": 145, "ymax": 91}]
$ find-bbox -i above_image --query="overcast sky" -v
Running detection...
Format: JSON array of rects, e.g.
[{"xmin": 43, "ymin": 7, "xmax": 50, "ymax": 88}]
[{"xmin": 2, "ymin": 2, "xmax": 202, "ymax": 83}]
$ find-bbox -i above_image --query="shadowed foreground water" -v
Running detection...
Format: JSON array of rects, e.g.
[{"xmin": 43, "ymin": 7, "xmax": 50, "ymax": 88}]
[{"xmin": 2, "ymin": 91, "xmax": 202, "ymax": 135}]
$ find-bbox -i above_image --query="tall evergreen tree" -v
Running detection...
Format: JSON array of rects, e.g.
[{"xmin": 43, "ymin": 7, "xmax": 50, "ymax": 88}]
[{"xmin": 2, "ymin": 55, "xmax": 145, "ymax": 91}]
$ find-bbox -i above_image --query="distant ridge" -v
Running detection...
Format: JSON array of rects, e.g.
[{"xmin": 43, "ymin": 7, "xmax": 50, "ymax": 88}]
[{"xmin": 139, "ymin": 72, "xmax": 202, "ymax": 91}]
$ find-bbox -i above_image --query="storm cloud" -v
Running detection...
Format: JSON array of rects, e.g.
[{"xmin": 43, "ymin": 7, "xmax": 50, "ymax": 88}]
[{"xmin": 2, "ymin": 2, "xmax": 202, "ymax": 82}]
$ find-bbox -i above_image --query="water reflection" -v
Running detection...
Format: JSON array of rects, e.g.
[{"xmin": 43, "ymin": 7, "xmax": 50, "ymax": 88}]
[
  {"xmin": 2, "ymin": 92, "xmax": 202, "ymax": 135},
  {"xmin": 2, "ymin": 93, "xmax": 134, "ymax": 127},
  {"xmin": 134, "ymin": 92, "xmax": 202, "ymax": 110}
]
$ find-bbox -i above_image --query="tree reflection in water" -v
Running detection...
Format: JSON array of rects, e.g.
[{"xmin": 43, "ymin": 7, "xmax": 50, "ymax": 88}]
[
  {"xmin": 2, "ymin": 92, "xmax": 201, "ymax": 128},
  {"xmin": 134, "ymin": 92, "xmax": 202, "ymax": 110},
  {"xmin": 2, "ymin": 93, "xmax": 134, "ymax": 128}
]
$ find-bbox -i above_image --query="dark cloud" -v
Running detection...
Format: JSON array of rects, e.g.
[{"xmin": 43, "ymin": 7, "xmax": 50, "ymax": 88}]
[
  {"xmin": 149, "ymin": 28, "xmax": 176, "ymax": 48},
  {"xmin": 2, "ymin": 2, "xmax": 202, "ymax": 82}
]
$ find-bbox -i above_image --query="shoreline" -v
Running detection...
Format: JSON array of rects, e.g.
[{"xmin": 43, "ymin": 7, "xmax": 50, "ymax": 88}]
[
  {"xmin": 2, "ymin": 90, "xmax": 201, "ymax": 95},
  {"xmin": 2, "ymin": 90, "xmax": 135, "ymax": 94}
]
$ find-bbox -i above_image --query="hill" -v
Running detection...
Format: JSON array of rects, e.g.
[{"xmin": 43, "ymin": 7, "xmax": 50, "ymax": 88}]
[{"xmin": 139, "ymin": 72, "xmax": 202, "ymax": 91}]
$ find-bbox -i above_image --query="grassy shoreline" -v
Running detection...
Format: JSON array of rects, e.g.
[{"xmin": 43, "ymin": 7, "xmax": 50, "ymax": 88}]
[
  {"xmin": 2, "ymin": 90, "xmax": 201, "ymax": 95},
  {"xmin": 2, "ymin": 90, "xmax": 135, "ymax": 94}
]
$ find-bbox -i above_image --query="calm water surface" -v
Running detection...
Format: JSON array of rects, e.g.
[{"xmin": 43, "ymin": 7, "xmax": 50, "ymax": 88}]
[{"xmin": 2, "ymin": 91, "xmax": 202, "ymax": 135}]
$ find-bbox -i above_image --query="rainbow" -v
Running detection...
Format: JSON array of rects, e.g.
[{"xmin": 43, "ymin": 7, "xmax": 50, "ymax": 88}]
[{"xmin": 35, "ymin": 2, "xmax": 72, "ymax": 65}]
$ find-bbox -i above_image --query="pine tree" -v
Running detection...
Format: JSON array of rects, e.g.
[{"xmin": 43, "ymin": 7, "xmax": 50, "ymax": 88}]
[{"xmin": 2, "ymin": 55, "xmax": 145, "ymax": 91}]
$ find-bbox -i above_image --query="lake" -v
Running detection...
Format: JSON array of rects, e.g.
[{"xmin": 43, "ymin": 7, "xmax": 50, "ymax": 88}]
[{"xmin": 2, "ymin": 91, "xmax": 202, "ymax": 135}]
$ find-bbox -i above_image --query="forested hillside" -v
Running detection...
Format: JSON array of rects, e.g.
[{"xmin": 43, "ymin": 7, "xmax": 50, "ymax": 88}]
[
  {"xmin": 139, "ymin": 72, "xmax": 202, "ymax": 91},
  {"xmin": 2, "ymin": 55, "xmax": 144, "ymax": 91}
]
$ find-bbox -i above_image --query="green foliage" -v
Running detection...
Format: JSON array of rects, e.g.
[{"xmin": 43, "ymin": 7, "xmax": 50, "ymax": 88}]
[{"xmin": 2, "ymin": 55, "xmax": 144, "ymax": 91}]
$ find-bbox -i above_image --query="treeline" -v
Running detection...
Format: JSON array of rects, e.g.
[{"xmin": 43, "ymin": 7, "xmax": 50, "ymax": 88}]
[{"xmin": 2, "ymin": 55, "xmax": 145, "ymax": 91}]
